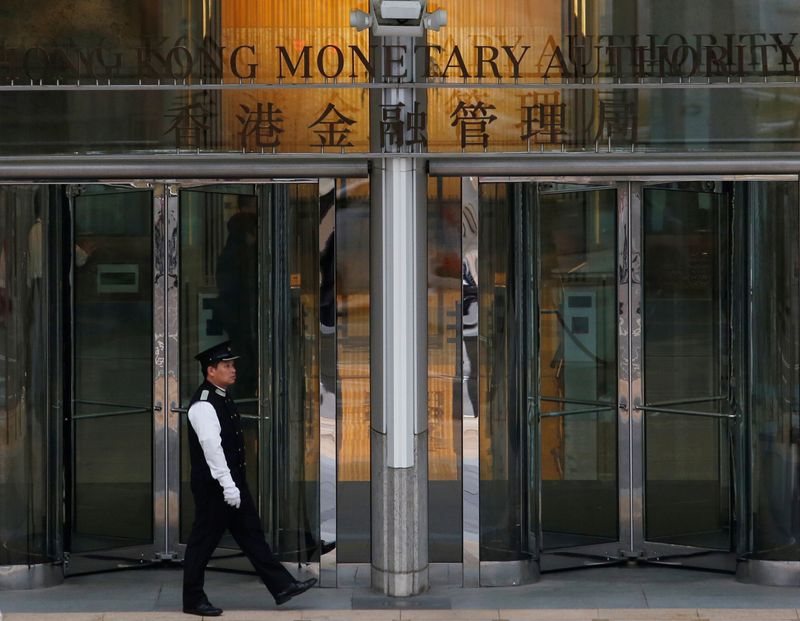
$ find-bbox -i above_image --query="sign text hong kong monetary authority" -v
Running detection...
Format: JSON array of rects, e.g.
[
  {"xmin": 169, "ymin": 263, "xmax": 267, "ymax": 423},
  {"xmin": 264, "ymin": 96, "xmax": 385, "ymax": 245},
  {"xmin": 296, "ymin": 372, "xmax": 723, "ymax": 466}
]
[{"xmin": 4, "ymin": 33, "xmax": 800, "ymax": 83}]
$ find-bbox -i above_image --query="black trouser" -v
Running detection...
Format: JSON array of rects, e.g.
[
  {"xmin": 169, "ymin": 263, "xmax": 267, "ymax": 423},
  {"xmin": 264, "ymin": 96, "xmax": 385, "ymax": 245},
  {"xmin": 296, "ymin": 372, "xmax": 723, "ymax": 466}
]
[{"xmin": 183, "ymin": 480, "xmax": 295, "ymax": 607}]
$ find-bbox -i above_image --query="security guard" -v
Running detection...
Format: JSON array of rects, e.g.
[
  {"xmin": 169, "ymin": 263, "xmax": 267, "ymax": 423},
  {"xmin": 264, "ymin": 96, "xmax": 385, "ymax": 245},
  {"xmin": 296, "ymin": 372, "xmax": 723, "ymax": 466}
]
[{"xmin": 183, "ymin": 341, "xmax": 316, "ymax": 617}]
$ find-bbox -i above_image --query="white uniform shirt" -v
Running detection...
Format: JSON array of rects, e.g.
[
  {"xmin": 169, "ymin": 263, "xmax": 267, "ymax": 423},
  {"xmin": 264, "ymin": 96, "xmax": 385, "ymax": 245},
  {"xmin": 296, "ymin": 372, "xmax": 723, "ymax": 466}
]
[{"xmin": 187, "ymin": 385, "xmax": 237, "ymax": 491}]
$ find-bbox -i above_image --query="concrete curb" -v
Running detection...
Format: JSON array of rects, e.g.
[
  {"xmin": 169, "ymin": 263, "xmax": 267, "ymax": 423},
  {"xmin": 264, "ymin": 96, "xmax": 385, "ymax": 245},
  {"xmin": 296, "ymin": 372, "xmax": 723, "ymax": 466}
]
[{"xmin": 3, "ymin": 611, "xmax": 800, "ymax": 621}]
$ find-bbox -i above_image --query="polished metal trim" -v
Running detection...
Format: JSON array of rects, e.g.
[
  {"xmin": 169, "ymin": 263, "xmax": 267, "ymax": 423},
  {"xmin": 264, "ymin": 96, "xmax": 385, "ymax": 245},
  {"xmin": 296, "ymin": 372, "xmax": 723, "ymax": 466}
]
[
  {"xmin": 737, "ymin": 559, "xmax": 800, "ymax": 586},
  {"xmin": 257, "ymin": 184, "xmax": 274, "ymax": 543},
  {"xmin": 430, "ymin": 154, "xmax": 800, "ymax": 177},
  {"xmin": 72, "ymin": 408, "xmax": 151, "ymax": 420},
  {"xmin": 0, "ymin": 563, "xmax": 64, "ymax": 590},
  {"xmin": 618, "ymin": 181, "xmax": 636, "ymax": 554},
  {"xmin": 539, "ymin": 396, "xmax": 616, "ymax": 407},
  {"xmin": 74, "ymin": 399, "xmax": 153, "ymax": 408},
  {"xmin": 0, "ymin": 156, "xmax": 369, "ymax": 180},
  {"xmin": 478, "ymin": 559, "xmax": 539, "ymax": 587},
  {"xmin": 540, "ymin": 406, "xmax": 615, "ymax": 418},
  {"xmin": 645, "ymin": 395, "xmax": 726, "ymax": 407},
  {"xmin": 643, "ymin": 540, "xmax": 735, "ymax": 558},
  {"xmin": 461, "ymin": 176, "xmax": 480, "ymax": 588},
  {"xmin": 319, "ymin": 178, "xmax": 337, "ymax": 587},
  {"xmin": 480, "ymin": 176, "xmax": 798, "ymax": 183},
  {"xmin": 165, "ymin": 184, "xmax": 181, "ymax": 557},
  {"xmin": 152, "ymin": 184, "xmax": 168, "ymax": 558},
  {"xmin": 6, "ymin": 79, "xmax": 800, "ymax": 92},
  {"xmin": 636, "ymin": 406, "xmax": 736, "ymax": 419}
]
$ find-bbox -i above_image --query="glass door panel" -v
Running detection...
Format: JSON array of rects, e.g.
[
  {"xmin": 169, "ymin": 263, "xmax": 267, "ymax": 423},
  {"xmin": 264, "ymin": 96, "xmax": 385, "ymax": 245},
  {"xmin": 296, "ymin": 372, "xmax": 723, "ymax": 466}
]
[
  {"xmin": 476, "ymin": 177, "xmax": 752, "ymax": 574},
  {"xmin": 747, "ymin": 181, "xmax": 800, "ymax": 562},
  {"xmin": 275, "ymin": 183, "xmax": 321, "ymax": 562},
  {"xmin": 177, "ymin": 183, "xmax": 321, "ymax": 565},
  {"xmin": 477, "ymin": 183, "xmax": 530, "ymax": 563},
  {"xmin": 70, "ymin": 185, "xmax": 154, "ymax": 562},
  {"xmin": 178, "ymin": 185, "xmax": 262, "ymax": 550},
  {"xmin": 535, "ymin": 184, "xmax": 618, "ymax": 551},
  {"xmin": 641, "ymin": 184, "xmax": 734, "ymax": 552}
]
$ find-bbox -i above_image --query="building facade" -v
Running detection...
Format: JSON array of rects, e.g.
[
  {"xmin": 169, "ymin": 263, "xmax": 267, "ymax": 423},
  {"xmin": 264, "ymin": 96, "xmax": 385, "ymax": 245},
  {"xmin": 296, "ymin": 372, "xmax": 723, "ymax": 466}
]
[{"xmin": 1, "ymin": 0, "xmax": 800, "ymax": 594}]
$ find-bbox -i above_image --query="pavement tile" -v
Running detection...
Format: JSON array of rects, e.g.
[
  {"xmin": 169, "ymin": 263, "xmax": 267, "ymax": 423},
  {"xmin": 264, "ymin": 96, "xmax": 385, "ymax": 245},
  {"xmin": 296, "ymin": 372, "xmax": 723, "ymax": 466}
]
[
  {"xmin": 597, "ymin": 611, "xmax": 701, "ymax": 620},
  {"xmin": 3, "ymin": 612, "xmax": 103, "ymax": 621},
  {"xmin": 300, "ymin": 613, "xmax": 400, "ymax": 621},
  {"xmin": 499, "ymin": 610, "xmax": 600, "ymax": 620},
  {"xmin": 399, "ymin": 611, "xmax": 499, "ymax": 620},
  {"xmin": 698, "ymin": 611, "xmax": 799, "ymax": 620},
  {"xmin": 102, "ymin": 614, "xmax": 188, "ymax": 621},
  {"xmin": 209, "ymin": 612, "xmax": 305, "ymax": 621}
]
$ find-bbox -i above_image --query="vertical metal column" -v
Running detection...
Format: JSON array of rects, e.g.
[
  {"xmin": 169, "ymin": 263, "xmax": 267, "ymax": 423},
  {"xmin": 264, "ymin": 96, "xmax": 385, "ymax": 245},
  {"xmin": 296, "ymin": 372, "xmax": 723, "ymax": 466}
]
[
  {"xmin": 370, "ymin": 35, "xmax": 429, "ymax": 597},
  {"xmin": 627, "ymin": 182, "xmax": 644, "ymax": 553},
  {"xmin": 319, "ymin": 179, "xmax": 338, "ymax": 586},
  {"xmin": 616, "ymin": 182, "xmax": 635, "ymax": 554},
  {"xmin": 165, "ymin": 185, "xmax": 181, "ymax": 557},
  {"xmin": 461, "ymin": 177, "xmax": 480, "ymax": 587},
  {"xmin": 152, "ymin": 184, "xmax": 169, "ymax": 558}
]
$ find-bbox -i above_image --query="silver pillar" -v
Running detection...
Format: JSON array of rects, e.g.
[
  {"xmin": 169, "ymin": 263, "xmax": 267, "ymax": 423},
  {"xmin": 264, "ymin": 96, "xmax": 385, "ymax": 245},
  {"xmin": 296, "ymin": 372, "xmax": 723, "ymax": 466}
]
[
  {"xmin": 370, "ymin": 153, "xmax": 429, "ymax": 596},
  {"xmin": 369, "ymin": 28, "xmax": 429, "ymax": 597}
]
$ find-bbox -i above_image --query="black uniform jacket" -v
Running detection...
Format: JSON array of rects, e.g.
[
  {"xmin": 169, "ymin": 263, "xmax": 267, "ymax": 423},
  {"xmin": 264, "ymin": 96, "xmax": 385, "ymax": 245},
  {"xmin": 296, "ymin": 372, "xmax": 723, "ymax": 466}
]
[{"xmin": 187, "ymin": 381, "xmax": 247, "ymax": 492}]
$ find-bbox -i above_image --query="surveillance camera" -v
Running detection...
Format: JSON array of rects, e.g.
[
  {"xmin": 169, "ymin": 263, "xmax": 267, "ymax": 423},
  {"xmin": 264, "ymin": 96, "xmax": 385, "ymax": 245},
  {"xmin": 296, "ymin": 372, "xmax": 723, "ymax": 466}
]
[
  {"xmin": 349, "ymin": 0, "xmax": 446, "ymax": 36},
  {"xmin": 379, "ymin": 0, "xmax": 422, "ymax": 20},
  {"xmin": 422, "ymin": 8, "xmax": 447, "ymax": 31},
  {"xmin": 350, "ymin": 9, "xmax": 372, "ymax": 31}
]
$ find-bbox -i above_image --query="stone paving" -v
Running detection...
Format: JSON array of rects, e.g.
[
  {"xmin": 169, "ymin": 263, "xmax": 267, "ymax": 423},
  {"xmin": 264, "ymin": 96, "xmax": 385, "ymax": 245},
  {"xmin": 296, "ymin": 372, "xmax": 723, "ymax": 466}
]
[{"xmin": 2, "ymin": 566, "xmax": 800, "ymax": 621}]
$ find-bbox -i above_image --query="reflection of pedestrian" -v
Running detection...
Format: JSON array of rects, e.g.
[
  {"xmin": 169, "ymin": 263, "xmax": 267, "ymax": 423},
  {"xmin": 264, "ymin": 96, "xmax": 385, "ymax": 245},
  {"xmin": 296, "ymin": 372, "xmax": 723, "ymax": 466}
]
[
  {"xmin": 182, "ymin": 341, "xmax": 316, "ymax": 616},
  {"xmin": 215, "ymin": 212, "xmax": 258, "ymax": 398}
]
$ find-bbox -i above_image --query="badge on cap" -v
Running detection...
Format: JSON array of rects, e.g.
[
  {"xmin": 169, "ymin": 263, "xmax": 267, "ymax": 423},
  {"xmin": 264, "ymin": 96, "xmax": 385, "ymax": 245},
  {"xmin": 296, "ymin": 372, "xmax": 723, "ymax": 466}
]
[{"xmin": 194, "ymin": 341, "xmax": 240, "ymax": 367}]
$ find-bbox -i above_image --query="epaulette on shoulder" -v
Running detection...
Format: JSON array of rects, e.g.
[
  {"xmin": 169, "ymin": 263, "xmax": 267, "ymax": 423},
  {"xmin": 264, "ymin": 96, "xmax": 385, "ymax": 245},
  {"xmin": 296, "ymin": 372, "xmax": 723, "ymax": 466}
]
[{"xmin": 200, "ymin": 389, "xmax": 209, "ymax": 401}]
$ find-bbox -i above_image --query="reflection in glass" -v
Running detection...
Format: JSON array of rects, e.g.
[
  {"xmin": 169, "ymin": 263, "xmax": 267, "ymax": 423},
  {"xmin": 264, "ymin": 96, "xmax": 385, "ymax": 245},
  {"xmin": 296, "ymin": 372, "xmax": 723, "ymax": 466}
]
[
  {"xmin": 427, "ymin": 177, "xmax": 463, "ymax": 562},
  {"xmin": 335, "ymin": 178, "xmax": 371, "ymax": 562},
  {"xmin": 537, "ymin": 185, "xmax": 618, "ymax": 549},
  {"xmin": 478, "ymin": 184, "xmax": 531, "ymax": 562},
  {"xmin": 179, "ymin": 186, "xmax": 261, "ymax": 544},
  {"xmin": 643, "ymin": 186, "xmax": 732, "ymax": 549},
  {"xmin": 276, "ymin": 184, "xmax": 321, "ymax": 561},
  {"xmin": 72, "ymin": 186, "xmax": 153, "ymax": 551},
  {"xmin": 748, "ymin": 182, "xmax": 800, "ymax": 560},
  {"xmin": 0, "ymin": 186, "xmax": 62, "ymax": 567}
]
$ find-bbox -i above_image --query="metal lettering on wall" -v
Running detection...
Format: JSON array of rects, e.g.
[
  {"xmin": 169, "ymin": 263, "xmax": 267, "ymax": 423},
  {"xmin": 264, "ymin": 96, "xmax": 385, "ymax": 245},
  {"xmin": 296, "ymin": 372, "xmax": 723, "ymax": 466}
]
[
  {"xmin": 4, "ymin": 34, "xmax": 800, "ymax": 84},
  {"xmin": 160, "ymin": 92, "xmax": 635, "ymax": 153},
  {"xmin": 2, "ymin": 33, "xmax": 800, "ymax": 155}
]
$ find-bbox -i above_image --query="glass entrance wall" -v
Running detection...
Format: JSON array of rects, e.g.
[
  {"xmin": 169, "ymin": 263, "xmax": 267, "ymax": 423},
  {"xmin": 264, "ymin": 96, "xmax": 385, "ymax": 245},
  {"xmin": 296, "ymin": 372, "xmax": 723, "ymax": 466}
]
[
  {"xmin": 477, "ymin": 183, "xmax": 532, "ymax": 563},
  {"xmin": 177, "ymin": 183, "xmax": 323, "ymax": 563},
  {"xmin": 467, "ymin": 177, "xmax": 800, "ymax": 577},
  {"xmin": 71, "ymin": 185, "xmax": 154, "ymax": 553},
  {"xmin": 748, "ymin": 181, "xmax": 800, "ymax": 561},
  {"xmin": 335, "ymin": 178, "xmax": 372, "ymax": 563},
  {"xmin": 641, "ymin": 185, "xmax": 734, "ymax": 550},
  {"xmin": 427, "ymin": 177, "xmax": 464, "ymax": 563},
  {"xmin": 178, "ymin": 185, "xmax": 262, "ymax": 543},
  {"xmin": 275, "ymin": 183, "xmax": 321, "ymax": 562},
  {"xmin": 536, "ymin": 184, "xmax": 618, "ymax": 550},
  {"xmin": 0, "ymin": 186, "xmax": 63, "ymax": 573}
]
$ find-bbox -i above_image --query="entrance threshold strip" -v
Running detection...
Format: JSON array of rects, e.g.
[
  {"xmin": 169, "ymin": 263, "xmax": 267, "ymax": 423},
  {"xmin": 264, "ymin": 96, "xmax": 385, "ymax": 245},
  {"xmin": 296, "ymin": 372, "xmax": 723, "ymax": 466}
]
[{"xmin": 3, "ymin": 610, "xmax": 800, "ymax": 621}]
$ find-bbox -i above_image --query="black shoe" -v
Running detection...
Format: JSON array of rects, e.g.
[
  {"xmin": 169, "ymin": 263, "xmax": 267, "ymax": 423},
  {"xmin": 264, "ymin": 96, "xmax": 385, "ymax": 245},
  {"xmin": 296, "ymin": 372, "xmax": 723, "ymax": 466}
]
[
  {"xmin": 183, "ymin": 601, "xmax": 223, "ymax": 616},
  {"xmin": 274, "ymin": 578, "xmax": 317, "ymax": 605},
  {"xmin": 320, "ymin": 539, "xmax": 336, "ymax": 555}
]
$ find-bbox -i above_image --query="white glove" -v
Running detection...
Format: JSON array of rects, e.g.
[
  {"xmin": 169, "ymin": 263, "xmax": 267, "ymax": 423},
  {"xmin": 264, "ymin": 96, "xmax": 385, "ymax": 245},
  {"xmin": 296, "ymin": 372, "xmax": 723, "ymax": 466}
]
[{"xmin": 223, "ymin": 485, "xmax": 241, "ymax": 509}]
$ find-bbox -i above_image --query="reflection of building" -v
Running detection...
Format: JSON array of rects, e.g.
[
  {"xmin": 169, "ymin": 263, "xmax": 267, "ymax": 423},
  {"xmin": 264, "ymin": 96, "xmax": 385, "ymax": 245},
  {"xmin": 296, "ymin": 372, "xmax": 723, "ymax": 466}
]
[{"xmin": 2, "ymin": 0, "xmax": 800, "ymax": 598}]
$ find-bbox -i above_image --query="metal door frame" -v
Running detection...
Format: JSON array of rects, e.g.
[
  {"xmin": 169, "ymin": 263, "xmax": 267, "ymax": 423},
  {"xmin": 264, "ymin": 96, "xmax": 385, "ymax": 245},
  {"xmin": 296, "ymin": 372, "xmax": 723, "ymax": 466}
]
[
  {"xmin": 59, "ymin": 179, "xmax": 336, "ymax": 583},
  {"xmin": 61, "ymin": 182, "xmax": 164, "ymax": 573},
  {"xmin": 465, "ymin": 175, "xmax": 791, "ymax": 583},
  {"xmin": 163, "ymin": 180, "xmax": 336, "ymax": 586}
]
